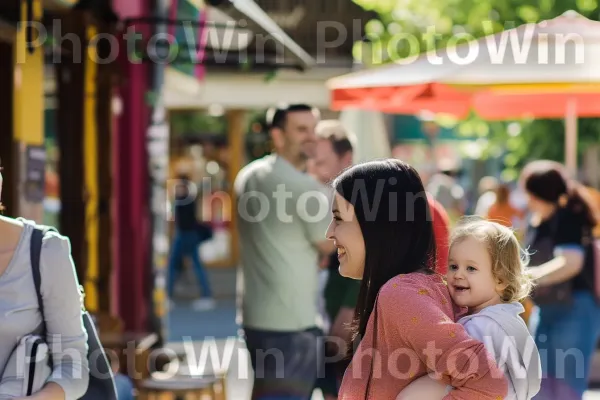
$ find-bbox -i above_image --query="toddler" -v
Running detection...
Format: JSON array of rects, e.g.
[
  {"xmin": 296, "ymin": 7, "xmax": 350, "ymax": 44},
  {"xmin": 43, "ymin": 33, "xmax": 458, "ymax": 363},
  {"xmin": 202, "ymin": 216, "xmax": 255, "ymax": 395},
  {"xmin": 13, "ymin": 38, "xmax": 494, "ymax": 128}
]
[{"xmin": 398, "ymin": 218, "xmax": 541, "ymax": 400}]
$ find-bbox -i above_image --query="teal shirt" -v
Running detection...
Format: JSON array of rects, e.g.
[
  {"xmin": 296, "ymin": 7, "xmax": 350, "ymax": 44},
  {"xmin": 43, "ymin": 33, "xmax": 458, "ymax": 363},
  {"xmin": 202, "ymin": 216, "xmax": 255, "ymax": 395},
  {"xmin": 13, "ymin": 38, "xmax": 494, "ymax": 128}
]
[{"xmin": 234, "ymin": 155, "xmax": 332, "ymax": 331}]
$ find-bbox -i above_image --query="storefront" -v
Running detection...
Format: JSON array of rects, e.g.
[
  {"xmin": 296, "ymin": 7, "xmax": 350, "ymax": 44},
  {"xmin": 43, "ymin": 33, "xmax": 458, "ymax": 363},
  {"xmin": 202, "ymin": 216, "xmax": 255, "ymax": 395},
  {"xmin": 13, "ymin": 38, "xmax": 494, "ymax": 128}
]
[
  {"xmin": 1, "ymin": 0, "xmax": 127, "ymax": 327},
  {"xmin": 162, "ymin": 1, "xmax": 316, "ymax": 278},
  {"xmin": 0, "ymin": 4, "xmax": 18, "ymax": 215},
  {"xmin": 0, "ymin": 0, "xmax": 48, "ymax": 221}
]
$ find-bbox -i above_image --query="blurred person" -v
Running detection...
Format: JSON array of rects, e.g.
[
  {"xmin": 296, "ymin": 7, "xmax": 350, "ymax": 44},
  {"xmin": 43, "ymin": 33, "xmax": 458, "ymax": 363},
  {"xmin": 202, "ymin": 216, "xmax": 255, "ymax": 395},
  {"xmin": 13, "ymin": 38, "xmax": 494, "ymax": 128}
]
[
  {"xmin": 306, "ymin": 158, "xmax": 317, "ymax": 178},
  {"xmin": 520, "ymin": 160, "xmax": 600, "ymax": 399},
  {"xmin": 583, "ymin": 185, "xmax": 600, "ymax": 238},
  {"xmin": 306, "ymin": 147, "xmax": 332, "ymax": 334},
  {"xmin": 0, "ymin": 166, "xmax": 90, "ymax": 398},
  {"xmin": 167, "ymin": 171, "xmax": 215, "ymax": 311},
  {"xmin": 328, "ymin": 159, "xmax": 508, "ymax": 399},
  {"xmin": 311, "ymin": 120, "xmax": 354, "ymax": 184},
  {"xmin": 416, "ymin": 166, "xmax": 453, "ymax": 274},
  {"xmin": 312, "ymin": 120, "xmax": 358, "ymax": 400},
  {"xmin": 428, "ymin": 191, "xmax": 452, "ymax": 274},
  {"xmin": 234, "ymin": 104, "xmax": 334, "ymax": 399},
  {"xmin": 474, "ymin": 176, "xmax": 499, "ymax": 216},
  {"xmin": 427, "ymin": 162, "xmax": 467, "ymax": 225},
  {"xmin": 398, "ymin": 218, "xmax": 541, "ymax": 400},
  {"xmin": 485, "ymin": 183, "xmax": 532, "ymax": 323},
  {"xmin": 487, "ymin": 184, "xmax": 525, "ymax": 229}
]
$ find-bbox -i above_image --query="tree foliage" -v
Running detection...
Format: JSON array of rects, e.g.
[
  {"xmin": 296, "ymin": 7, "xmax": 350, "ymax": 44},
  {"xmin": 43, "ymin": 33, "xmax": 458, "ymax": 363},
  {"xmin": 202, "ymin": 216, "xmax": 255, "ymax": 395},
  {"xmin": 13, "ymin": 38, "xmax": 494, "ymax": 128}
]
[
  {"xmin": 352, "ymin": 0, "xmax": 600, "ymax": 177},
  {"xmin": 170, "ymin": 111, "xmax": 227, "ymax": 137}
]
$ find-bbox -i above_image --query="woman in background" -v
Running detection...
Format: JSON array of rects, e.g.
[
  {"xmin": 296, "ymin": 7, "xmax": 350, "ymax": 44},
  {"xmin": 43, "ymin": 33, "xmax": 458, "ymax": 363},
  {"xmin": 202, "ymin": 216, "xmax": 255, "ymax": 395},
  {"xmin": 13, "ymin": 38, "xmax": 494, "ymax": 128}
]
[{"xmin": 521, "ymin": 160, "xmax": 600, "ymax": 399}]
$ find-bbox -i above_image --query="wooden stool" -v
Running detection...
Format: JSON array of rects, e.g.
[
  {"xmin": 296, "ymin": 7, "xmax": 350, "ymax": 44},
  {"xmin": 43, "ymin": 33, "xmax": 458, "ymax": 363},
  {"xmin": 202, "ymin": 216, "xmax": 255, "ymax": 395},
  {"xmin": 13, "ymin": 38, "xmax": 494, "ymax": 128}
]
[
  {"xmin": 138, "ymin": 373, "xmax": 221, "ymax": 400},
  {"xmin": 176, "ymin": 365, "xmax": 227, "ymax": 400}
]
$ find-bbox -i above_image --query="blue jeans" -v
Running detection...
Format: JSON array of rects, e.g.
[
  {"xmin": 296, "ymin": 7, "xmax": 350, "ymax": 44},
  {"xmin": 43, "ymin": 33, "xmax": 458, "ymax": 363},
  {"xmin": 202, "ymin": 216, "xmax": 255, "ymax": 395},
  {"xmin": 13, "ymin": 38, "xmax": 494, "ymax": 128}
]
[
  {"xmin": 530, "ymin": 291, "xmax": 600, "ymax": 399},
  {"xmin": 168, "ymin": 229, "xmax": 212, "ymax": 298}
]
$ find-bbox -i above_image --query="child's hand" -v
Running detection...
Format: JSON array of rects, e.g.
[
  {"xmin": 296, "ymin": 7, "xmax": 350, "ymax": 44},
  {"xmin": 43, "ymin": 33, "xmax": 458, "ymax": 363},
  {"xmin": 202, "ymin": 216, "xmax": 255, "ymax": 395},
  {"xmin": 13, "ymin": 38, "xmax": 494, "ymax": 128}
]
[{"xmin": 396, "ymin": 374, "xmax": 451, "ymax": 400}]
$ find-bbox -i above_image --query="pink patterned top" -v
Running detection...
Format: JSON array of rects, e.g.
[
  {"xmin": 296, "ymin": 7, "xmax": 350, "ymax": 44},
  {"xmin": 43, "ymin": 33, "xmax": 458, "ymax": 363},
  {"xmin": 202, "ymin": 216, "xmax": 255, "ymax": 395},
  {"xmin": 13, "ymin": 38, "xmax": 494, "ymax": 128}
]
[{"xmin": 338, "ymin": 272, "xmax": 508, "ymax": 400}]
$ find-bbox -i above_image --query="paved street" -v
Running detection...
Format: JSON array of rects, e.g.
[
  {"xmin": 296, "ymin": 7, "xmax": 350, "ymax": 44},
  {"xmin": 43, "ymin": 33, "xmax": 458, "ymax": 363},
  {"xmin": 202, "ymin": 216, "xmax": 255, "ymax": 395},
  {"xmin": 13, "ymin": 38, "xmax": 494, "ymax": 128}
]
[
  {"xmin": 167, "ymin": 298, "xmax": 600, "ymax": 400},
  {"xmin": 166, "ymin": 338, "xmax": 600, "ymax": 400}
]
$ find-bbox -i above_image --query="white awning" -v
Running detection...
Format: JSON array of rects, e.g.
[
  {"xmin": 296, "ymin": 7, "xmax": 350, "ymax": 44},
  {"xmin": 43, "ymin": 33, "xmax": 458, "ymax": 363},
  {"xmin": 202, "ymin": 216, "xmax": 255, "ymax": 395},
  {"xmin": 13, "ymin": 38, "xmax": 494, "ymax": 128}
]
[
  {"xmin": 163, "ymin": 67, "xmax": 350, "ymax": 109},
  {"xmin": 163, "ymin": 70, "xmax": 329, "ymax": 109}
]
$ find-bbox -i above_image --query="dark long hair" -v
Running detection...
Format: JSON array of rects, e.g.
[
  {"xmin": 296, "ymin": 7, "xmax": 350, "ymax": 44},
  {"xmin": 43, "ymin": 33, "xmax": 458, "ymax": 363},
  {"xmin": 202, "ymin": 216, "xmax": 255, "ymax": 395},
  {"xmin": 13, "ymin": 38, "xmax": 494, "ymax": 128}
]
[
  {"xmin": 521, "ymin": 160, "xmax": 599, "ymax": 227},
  {"xmin": 332, "ymin": 159, "xmax": 436, "ymax": 359}
]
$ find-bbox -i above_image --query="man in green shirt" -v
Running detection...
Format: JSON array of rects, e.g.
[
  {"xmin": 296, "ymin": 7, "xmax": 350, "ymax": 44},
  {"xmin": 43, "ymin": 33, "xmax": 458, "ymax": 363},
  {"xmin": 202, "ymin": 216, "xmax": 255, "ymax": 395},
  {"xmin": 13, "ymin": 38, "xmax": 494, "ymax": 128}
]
[
  {"xmin": 310, "ymin": 120, "xmax": 359, "ymax": 400},
  {"xmin": 235, "ymin": 104, "xmax": 335, "ymax": 399}
]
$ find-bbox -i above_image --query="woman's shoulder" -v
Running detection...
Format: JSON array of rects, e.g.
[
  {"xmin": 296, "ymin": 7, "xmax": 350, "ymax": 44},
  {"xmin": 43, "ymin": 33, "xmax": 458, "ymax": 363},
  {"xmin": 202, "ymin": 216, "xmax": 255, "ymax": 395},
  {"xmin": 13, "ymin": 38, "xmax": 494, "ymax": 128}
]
[
  {"xmin": 40, "ymin": 228, "xmax": 70, "ymax": 246},
  {"xmin": 555, "ymin": 205, "xmax": 575, "ymax": 218},
  {"xmin": 39, "ymin": 230, "xmax": 73, "ymax": 266},
  {"xmin": 16, "ymin": 220, "xmax": 72, "ymax": 256},
  {"xmin": 379, "ymin": 272, "xmax": 450, "ymax": 304},
  {"xmin": 395, "ymin": 271, "xmax": 446, "ymax": 286},
  {"xmin": 14, "ymin": 220, "xmax": 74, "ymax": 269},
  {"xmin": 0, "ymin": 215, "xmax": 25, "ymax": 228},
  {"xmin": 554, "ymin": 207, "xmax": 588, "ymax": 240},
  {"xmin": 531, "ymin": 207, "xmax": 582, "ymax": 230},
  {"xmin": 4, "ymin": 222, "xmax": 75, "ymax": 282},
  {"xmin": 377, "ymin": 272, "xmax": 458, "ymax": 325}
]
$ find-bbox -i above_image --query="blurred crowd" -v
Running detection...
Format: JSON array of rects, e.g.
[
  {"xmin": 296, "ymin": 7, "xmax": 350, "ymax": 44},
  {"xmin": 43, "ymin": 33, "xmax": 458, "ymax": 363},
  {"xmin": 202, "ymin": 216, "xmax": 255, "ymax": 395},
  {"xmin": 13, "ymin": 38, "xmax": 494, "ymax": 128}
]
[{"xmin": 167, "ymin": 103, "xmax": 600, "ymax": 400}]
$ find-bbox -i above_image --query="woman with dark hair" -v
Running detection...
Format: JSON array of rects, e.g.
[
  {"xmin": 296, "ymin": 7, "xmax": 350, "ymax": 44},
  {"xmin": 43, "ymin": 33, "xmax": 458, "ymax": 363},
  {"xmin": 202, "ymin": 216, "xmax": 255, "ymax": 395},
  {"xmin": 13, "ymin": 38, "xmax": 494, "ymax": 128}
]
[
  {"xmin": 327, "ymin": 159, "xmax": 507, "ymax": 399},
  {"xmin": 520, "ymin": 160, "xmax": 600, "ymax": 399}
]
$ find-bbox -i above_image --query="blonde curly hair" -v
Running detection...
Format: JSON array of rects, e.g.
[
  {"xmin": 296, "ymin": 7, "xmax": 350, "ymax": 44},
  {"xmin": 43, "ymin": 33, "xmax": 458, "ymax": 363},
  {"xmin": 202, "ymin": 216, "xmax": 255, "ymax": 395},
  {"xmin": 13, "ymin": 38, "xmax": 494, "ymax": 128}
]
[{"xmin": 450, "ymin": 217, "xmax": 534, "ymax": 303}]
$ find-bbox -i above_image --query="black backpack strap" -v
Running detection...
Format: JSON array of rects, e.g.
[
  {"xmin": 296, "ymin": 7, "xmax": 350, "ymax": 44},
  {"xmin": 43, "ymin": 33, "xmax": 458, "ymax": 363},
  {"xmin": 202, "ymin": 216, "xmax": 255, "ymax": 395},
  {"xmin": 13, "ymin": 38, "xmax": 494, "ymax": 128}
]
[{"xmin": 30, "ymin": 226, "xmax": 57, "ymax": 331}]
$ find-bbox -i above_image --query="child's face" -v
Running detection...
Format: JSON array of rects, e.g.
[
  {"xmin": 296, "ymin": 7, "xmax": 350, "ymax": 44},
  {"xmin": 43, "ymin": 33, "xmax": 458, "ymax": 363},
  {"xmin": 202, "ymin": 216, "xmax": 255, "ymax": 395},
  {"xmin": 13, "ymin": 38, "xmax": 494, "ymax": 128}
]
[{"xmin": 446, "ymin": 237, "xmax": 505, "ymax": 314}]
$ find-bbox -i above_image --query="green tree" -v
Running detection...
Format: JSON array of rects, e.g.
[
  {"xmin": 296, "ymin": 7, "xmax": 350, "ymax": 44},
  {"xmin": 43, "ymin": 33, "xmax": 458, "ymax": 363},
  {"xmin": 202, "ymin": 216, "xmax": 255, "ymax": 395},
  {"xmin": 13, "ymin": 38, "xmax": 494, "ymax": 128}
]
[
  {"xmin": 170, "ymin": 111, "xmax": 227, "ymax": 137},
  {"xmin": 352, "ymin": 0, "xmax": 600, "ymax": 177}
]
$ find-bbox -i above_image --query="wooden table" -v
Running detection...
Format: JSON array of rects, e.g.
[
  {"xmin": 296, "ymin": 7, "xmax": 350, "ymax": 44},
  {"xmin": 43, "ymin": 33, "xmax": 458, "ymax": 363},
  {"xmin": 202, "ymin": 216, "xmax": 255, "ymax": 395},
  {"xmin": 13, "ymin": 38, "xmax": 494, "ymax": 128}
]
[
  {"xmin": 100, "ymin": 332, "xmax": 159, "ymax": 350},
  {"xmin": 99, "ymin": 332, "xmax": 159, "ymax": 380},
  {"xmin": 138, "ymin": 373, "xmax": 220, "ymax": 400}
]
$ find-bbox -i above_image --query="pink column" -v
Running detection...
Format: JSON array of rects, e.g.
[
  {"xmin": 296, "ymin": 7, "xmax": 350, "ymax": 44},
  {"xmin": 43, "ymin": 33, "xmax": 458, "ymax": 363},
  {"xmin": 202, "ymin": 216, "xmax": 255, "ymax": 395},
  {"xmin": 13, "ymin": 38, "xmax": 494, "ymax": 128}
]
[{"xmin": 112, "ymin": 0, "xmax": 152, "ymax": 332}]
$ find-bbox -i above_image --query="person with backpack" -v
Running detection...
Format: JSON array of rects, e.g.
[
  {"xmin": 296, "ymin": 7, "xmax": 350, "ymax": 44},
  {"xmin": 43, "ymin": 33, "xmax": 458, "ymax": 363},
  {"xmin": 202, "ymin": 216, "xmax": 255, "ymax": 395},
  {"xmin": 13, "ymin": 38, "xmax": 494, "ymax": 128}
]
[
  {"xmin": 0, "ymin": 170, "xmax": 90, "ymax": 399},
  {"xmin": 168, "ymin": 170, "xmax": 215, "ymax": 311}
]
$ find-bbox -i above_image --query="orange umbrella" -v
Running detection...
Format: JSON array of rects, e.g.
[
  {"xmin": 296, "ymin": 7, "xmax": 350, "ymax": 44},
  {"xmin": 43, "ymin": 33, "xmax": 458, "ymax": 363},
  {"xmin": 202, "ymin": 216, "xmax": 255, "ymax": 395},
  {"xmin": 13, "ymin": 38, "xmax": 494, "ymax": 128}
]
[
  {"xmin": 332, "ymin": 83, "xmax": 474, "ymax": 118},
  {"xmin": 327, "ymin": 11, "xmax": 600, "ymax": 173}
]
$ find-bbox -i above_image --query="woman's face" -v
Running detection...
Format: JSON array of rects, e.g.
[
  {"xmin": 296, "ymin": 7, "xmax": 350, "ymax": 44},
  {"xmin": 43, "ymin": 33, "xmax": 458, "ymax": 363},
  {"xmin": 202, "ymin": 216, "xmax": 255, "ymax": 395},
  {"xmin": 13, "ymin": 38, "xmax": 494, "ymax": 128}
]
[{"xmin": 326, "ymin": 193, "xmax": 365, "ymax": 280}]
